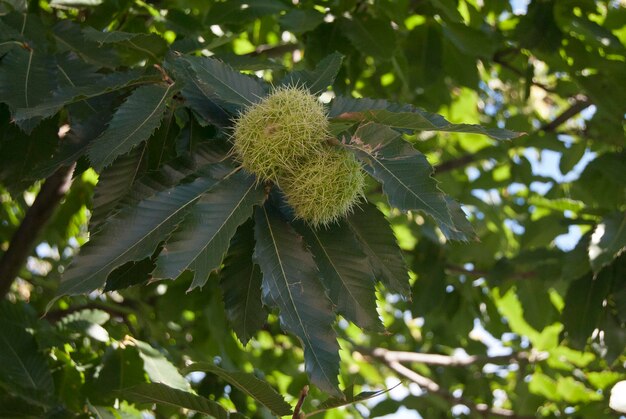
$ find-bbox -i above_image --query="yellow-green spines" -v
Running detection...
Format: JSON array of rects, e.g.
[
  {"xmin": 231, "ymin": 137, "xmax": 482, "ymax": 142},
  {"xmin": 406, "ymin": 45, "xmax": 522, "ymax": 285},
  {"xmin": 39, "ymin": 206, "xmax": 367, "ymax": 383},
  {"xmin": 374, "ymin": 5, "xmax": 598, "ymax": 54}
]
[
  {"xmin": 280, "ymin": 148, "xmax": 365, "ymax": 227},
  {"xmin": 233, "ymin": 86, "xmax": 328, "ymax": 181}
]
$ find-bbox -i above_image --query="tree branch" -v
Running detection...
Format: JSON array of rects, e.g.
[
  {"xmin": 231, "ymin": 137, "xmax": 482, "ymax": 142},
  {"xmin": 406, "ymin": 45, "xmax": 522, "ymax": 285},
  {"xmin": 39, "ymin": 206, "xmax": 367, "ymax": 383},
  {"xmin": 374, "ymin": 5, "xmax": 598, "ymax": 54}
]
[
  {"xmin": 245, "ymin": 43, "xmax": 299, "ymax": 58},
  {"xmin": 368, "ymin": 347, "xmax": 548, "ymax": 367},
  {"xmin": 361, "ymin": 347, "xmax": 538, "ymax": 418},
  {"xmin": 434, "ymin": 95, "xmax": 592, "ymax": 175},
  {"xmin": 539, "ymin": 95, "xmax": 591, "ymax": 132},
  {"xmin": 292, "ymin": 385, "xmax": 309, "ymax": 419},
  {"xmin": 0, "ymin": 163, "xmax": 76, "ymax": 299}
]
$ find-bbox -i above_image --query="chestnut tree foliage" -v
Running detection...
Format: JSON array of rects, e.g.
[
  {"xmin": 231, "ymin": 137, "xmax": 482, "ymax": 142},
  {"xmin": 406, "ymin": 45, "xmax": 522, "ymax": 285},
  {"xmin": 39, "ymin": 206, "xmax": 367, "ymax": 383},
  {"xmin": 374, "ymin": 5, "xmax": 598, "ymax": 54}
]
[{"xmin": 0, "ymin": 0, "xmax": 624, "ymax": 417}]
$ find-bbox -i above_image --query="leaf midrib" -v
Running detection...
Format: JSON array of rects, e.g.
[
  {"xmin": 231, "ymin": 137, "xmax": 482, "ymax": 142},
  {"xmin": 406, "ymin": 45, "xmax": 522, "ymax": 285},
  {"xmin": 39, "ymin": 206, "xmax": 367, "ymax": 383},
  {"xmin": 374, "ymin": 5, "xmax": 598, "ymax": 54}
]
[{"xmin": 262, "ymin": 207, "xmax": 334, "ymax": 387}]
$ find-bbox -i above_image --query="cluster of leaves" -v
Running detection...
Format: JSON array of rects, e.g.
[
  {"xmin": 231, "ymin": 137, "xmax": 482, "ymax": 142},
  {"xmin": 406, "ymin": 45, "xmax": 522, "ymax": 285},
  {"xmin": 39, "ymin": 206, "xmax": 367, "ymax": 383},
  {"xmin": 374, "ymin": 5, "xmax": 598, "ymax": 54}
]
[{"xmin": 0, "ymin": 0, "xmax": 624, "ymax": 417}]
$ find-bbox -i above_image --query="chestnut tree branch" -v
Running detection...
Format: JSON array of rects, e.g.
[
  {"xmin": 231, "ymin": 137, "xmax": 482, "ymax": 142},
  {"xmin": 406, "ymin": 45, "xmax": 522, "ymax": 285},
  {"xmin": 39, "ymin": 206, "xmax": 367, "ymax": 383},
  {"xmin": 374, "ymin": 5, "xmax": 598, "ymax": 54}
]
[{"xmin": 0, "ymin": 163, "xmax": 76, "ymax": 299}]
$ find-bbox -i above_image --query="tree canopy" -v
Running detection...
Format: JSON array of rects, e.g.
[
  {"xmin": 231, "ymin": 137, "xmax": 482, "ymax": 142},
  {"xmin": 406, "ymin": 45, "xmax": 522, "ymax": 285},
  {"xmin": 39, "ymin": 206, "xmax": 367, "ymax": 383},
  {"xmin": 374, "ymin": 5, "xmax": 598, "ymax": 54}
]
[{"xmin": 0, "ymin": 0, "xmax": 624, "ymax": 417}]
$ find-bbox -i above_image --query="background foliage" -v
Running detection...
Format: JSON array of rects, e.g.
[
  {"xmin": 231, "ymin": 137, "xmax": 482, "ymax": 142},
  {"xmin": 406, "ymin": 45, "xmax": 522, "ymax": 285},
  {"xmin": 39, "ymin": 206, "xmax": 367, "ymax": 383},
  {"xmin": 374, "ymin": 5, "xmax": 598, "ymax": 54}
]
[{"xmin": 0, "ymin": 0, "xmax": 625, "ymax": 417}]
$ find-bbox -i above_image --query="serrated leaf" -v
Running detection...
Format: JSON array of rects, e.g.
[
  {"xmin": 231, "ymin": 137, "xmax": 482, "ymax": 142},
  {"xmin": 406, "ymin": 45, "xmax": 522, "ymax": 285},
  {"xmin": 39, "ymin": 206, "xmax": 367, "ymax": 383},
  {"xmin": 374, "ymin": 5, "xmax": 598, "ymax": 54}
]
[
  {"xmin": 254, "ymin": 205, "xmax": 341, "ymax": 397},
  {"xmin": 154, "ymin": 172, "xmax": 265, "ymax": 290},
  {"xmin": 220, "ymin": 221, "xmax": 267, "ymax": 345},
  {"xmin": 0, "ymin": 320, "xmax": 54, "ymax": 399},
  {"xmin": 166, "ymin": 56, "xmax": 232, "ymax": 127},
  {"xmin": 14, "ymin": 67, "xmax": 154, "ymax": 123},
  {"xmin": 589, "ymin": 211, "xmax": 626, "ymax": 273},
  {"xmin": 120, "ymin": 383, "xmax": 237, "ymax": 418},
  {"xmin": 57, "ymin": 168, "xmax": 225, "ymax": 297},
  {"xmin": 181, "ymin": 56, "xmax": 268, "ymax": 109},
  {"xmin": 82, "ymin": 27, "xmax": 168, "ymax": 64},
  {"xmin": 440, "ymin": 197, "xmax": 476, "ymax": 242},
  {"xmin": 340, "ymin": 16, "xmax": 396, "ymax": 60},
  {"xmin": 346, "ymin": 123, "xmax": 464, "ymax": 240},
  {"xmin": 90, "ymin": 145, "xmax": 147, "ymax": 229},
  {"xmin": 53, "ymin": 20, "xmax": 120, "ymax": 68},
  {"xmin": 182, "ymin": 362, "xmax": 292, "ymax": 416},
  {"xmin": 296, "ymin": 221, "xmax": 381, "ymax": 331},
  {"xmin": 0, "ymin": 47, "xmax": 56, "ymax": 132},
  {"xmin": 88, "ymin": 83, "xmax": 178, "ymax": 170},
  {"xmin": 132, "ymin": 339, "xmax": 189, "ymax": 391},
  {"xmin": 329, "ymin": 96, "xmax": 521, "ymax": 141},
  {"xmin": 280, "ymin": 52, "xmax": 343, "ymax": 95},
  {"xmin": 346, "ymin": 203, "xmax": 409, "ymax": 295}
]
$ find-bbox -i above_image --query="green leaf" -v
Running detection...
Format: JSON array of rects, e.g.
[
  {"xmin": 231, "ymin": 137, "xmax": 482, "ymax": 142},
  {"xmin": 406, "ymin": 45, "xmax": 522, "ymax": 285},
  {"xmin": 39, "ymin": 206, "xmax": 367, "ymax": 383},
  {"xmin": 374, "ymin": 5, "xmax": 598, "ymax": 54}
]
[
  {"xmin": 90, "ymin": 145, "xmax": 147, "ymax": 229},
  {"xmin": 0, "ymin": 319, "xmax": 54, "ymax": 399},
  {"xmin": 340, "ymin": 16, "xmax": 396, "ymax": 60},
  {"xmin": 53, "ymin": 20, "xmax": 120, "ymax": 68},
  {"xmin": 82, "ymin": 27, "xmax": 168, "ymax": 64},
  {"xmin": 120, "ymin": 383, "xmax": 237, "ymax": 418},
  {"xmin": 0, "ymin": 47, "xmax": 56, "ymax": 131},
  {"xmin": 93, "ymin": 346, "xmax": 146, "ymax": 395},
  {"xmin": 589, "ymin": 211, "xmax": 626, "ymax": 274},
  {"xmin": 330, "ymin": 99, "xmax": 522, "ymax": 141},
  {"xmin": 562, "ymin": 270, "xmax": 613, "ymax": 349},
  {"xmin": 133, "ymin": 339, "xmax": 190, "ymax": 391},
  {"xmin": 180, "ymin": 56, "xmax": 267, "ymax": 109},
  {"xmin": 346, "ymin": 202, "xmax": 409, "ymax": 295},
  {"xmin": 279, "ymin": 9, "xmax": 324, "ymax": 33},
  {"xmin": 346, "ymin": 123, "xmax": 463, "ymax": 240},
  {"xmin": 154, "ymin": 171, "xmax": 265, "ymax": 290},
  {"xmin": 296, "ymin": 220, "xmax": 381, "ymax": 331},
  {"xmin": 281, "ymin": 52, "xmax": 344, "ymax": 95},
  {"xmin": 88, "ymin": 83, "xmax": 178, "ymax": 170},
  {"xmin": 441, "ymin": 22, "xmax": 498, "ymax": 57},
  {"xmin": 182, "ymin": 362, "xmax": 292, "ymax": 416},
  {"xmin": 254, "ymin": 204, "xmax": 341, "ymax": 397},
  {"xmin": 220, "ymin": 221, "xmax": 267, "ymax": 345},
  {"xmin": 165, "ymin": 56, "xmax": 231, "ymax": 126},
  {"xmin": 57, "ymin": 169, "xmax": 223, "ymax": 296},
  {"xmin": 13, "ymin": 67, "xmax": 154, "ymax": 124}
]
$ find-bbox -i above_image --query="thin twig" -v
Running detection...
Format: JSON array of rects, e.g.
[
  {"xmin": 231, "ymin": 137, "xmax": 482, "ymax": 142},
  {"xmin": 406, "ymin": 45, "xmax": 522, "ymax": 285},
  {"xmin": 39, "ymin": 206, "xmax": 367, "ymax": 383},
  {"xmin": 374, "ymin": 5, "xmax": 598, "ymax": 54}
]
[
  {"xmin": 539, "ymin": 95, "xmax": 591, "ymax": 132},
  {"xmin": 292, "ymin": 385, "xmax": 309, "ymax": 419},
  {"xmin": 377, "ymin": 358, "xmax": 533, "ymax": 418},
  {"xmin": 0, "ymin": 163, "xmax": 76, "ymax": 299},
  {"xmin": 245, "ymin": 43, "xmax": 299, "ymax": 58},
  {"xmin": 369, "ymin": 347, "xmax": 548, "ymax": 367},
  {"xmin": 444, "ymin": 264, "xmax": 536, "ymax": 281}
]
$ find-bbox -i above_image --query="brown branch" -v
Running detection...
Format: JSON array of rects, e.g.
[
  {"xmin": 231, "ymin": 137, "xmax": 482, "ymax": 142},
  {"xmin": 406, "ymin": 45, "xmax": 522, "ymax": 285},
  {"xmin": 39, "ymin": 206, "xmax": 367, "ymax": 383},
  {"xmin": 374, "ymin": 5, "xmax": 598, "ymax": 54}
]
[
  {"xmin": 386, "ymin": 361, "xmax": 528, "ymax": 418},
  {"xmin": 363, "ymin": 350, "xmax": 535, "ymax": 418},
  {"xmin": 434, "ymin": 95, "xmax": 592, "ymax": 175},
  {"xmin": 292, "ymin": 385, "xmax": 309, "ymax": 419},
  {"xmin": 539, "ymin": 95, "xmax": 591, "ymax": 132},
  {"xmin": 0, "ymin": 163, "xmax": 76, "ymax": 299},
  {"xmin": 369, "ymin": 347, "xmax": 548, "ymax": 367}
]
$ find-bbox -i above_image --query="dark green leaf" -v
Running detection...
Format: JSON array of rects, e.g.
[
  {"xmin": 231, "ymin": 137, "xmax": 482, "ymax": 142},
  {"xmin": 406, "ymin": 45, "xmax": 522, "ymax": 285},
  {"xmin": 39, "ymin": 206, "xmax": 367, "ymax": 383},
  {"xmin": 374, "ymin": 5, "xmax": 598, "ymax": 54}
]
[
  {"xmin": 220, "ymin": 221, "xmax": 267, "ymax": 345},
  {"xmin": 589, "ymin": 211, "xmax": 626, "ymax": 274},
  {"xmin": 346, "ymin": 202, "xmax": 409, "ymax": 295},
  {"xmin": 281, "ymin": 52, "xmax": 344, "ymax": 95},
  {"xmin": 90, "ymin": 145, "xmax": 147, "ymax": 229},
  {"xmin": 562, "ymin": 271, "xmax": 613, "ymax": 349},
  {"xmin": 279, "ymin": 9, "xmax": 325, "ymax": 33},
  {"xmin": 13, "ymin": 67, "xmax": 154, "ymax": 124},
  {"xmin": 154, "ymin": 172, "xmax": 265, "ymax": 290},
  {"xmin": 120, "ymin": 383, "xmax": 235, "ymax": 418},
  {"xmin": 296, "ymin": 220, "xmax": 381, "ymax": 330},
  {"xmin": 0, "ymin": 47, "xmax": 56, "ymax": 131},
  {"xmin": 88, "ymin": 83, "xmax": 178, "ymax": 170},
  {"xmin": 57, "ymin": 168, "xmax": 224, "ymax": 296},
  {"xmin": 254, "ymin": 204, "xmax": 341, "ymax": 397},
  {"xmin": 0, "ymin": 320, "xmax": 54, "ymax": 399},
  {"xmin": 180, "ymin": 56, "xmax": 268, "ymax": 109},
  {"xmin": 182, "ymin": 362, "xmax": 292, "ymax": 416},
  {"xmin": 346, "ymin": 123, "xmax": 463, "ymax": 240}
]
